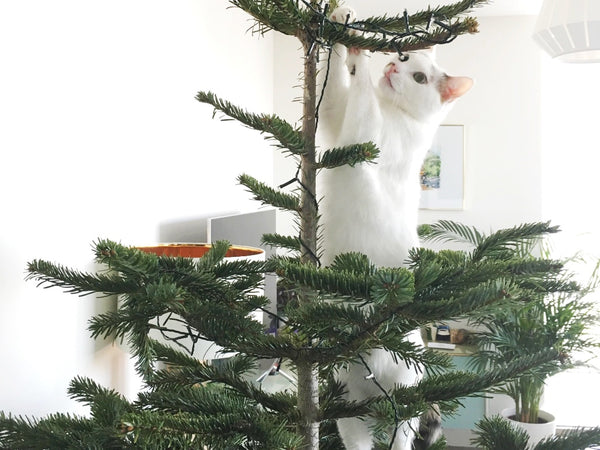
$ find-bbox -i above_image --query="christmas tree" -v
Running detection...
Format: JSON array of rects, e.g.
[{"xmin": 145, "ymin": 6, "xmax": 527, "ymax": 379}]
[{"xmin": 2, "ymin": 1, "xmax": 600, "ymax": 449}]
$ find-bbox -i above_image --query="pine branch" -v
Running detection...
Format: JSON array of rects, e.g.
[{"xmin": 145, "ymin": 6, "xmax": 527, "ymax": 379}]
[
  {"xmin": 0, "ymin": 412, "xmax": 124, "ymax": 449},
  {"xmin": 473, "ymin": 222, "xmax": 559, "ymax": 261},
  {"xmin": 135, "ymin": 387, "xmax": 302, "ymax": 448},
  {"xmin": 151, "ymin": 343, "xmax": 257, "ymax": 382},
  {"xmin": 196, "ymin": 91, "xmax": 305, "ymax": 155},
  {"xmin": 94, "ymin": 239, "xmax": 174, "ymax": 282},
  {"xmin": 238, "ymin": 174, "xmax": 301, "ymax": 213},
  {"xmin": 318, "ymin": 395, "xmax": 376, "ymax": 422},
  {"xmin": 286, "ymin": 301, "xmax": 372, "ymax": 341},
  {"xmin": 472, "ymin": 415, "xmax": 530, "ymax": 450},
  {"xmin": 229, "ymin": 0, "xmax": 309, "ymax": 37},
  {"xmin": 229, "ymin": 0, "xmax": 485, "ymax": 53},
  {"xmin": 534, "ymin": 427, "xmax": 600, "ymax": 450},
  {"xmin": 419, "ymin": 221, "xmax": 560, "ymax": 262},
  {"xmin": 324, "ymin": 351, "xmax": 561, "ymax": 432},
  {"xmin": 473, "ymin": 416, "xmax": 600, "ymax": 450},
  {"xmin": 286, "ymin": 298, "xmax": 452, "ymax": 369},
  {"xmin": 88, "ymin": 302, "xmax": 156, "ymax": 342},
  {"xmin": 194, "ymin": 240, "xmax": 230, "ymax": 267},
  {"xmin": 275, "ymin": 257, "xmax": 371, "ymax": 300},
  {"xmin": 329, "ymin": 252, "xmax": 375, "ymax": 276},
  {"xmin": 320, "ymin": 0, "xmax": 484, "ymax": 54},
  {"xmin": 316, "ymin": 142, "xmax": 379, "ymax": 169},
  {"xmin": 369, "ymin": 267, "xmax": 415, "ymax": 306},
  {"xmin": 325, "ymin": 18, "xmax": 479, "ymax": 53},
  {"xmin": 26, "ymin": 259, "xmax": 138, "ymax": 297},
  {"xmin": 128, "ymin": 321, "xmax": 161, "ymax": 379},
  {"xmin": 420, "ymin": 220, "xmax": 485, "ymax": 246},
  {"xmin": 87, "ymin": 238, "xmax": 273, "ymax": 376},
  {"xmin": 505, "ymin": 258, "xmax": 564, "ymax": 277},
  {"xmin": 416, "ymin": 349, "xmax": 560, "ymax": 405},
  {"xmin": 366, "ymin": 0, "xmax": 488, "ymax": 31},
  {"xmin": 410, "ymin": 250, "xmax": 573, "ymax": 312},
  {"xmin": 148, "ymin": 346, "xmax": 297, "ymax": 415},
  {"xmin": 410, "ymin": 278, "xmax": 513, "ymax": 321},
  {"xmin": 123, "ymin": 408, "xmax": 300, "ymax": 450},
  {"xmin": 67, "ymin": 376, "xmax": 131, "ymax": 413},
  {"xmin": 261, "ymin": 233, "xmax": 301, "ymax": 253}
]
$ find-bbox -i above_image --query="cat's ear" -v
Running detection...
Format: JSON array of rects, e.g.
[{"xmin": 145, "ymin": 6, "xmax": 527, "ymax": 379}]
[
  {"xmin": 421, "ymin": 45, "xmax": 437, "ymax": 60},
  {"xmin": 440, "ymin": 76, "xmax": 473, "ymax": 103}
]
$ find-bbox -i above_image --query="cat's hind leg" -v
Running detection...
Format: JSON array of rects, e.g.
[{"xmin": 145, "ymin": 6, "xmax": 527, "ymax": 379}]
[
  {"xmin": 337, "ymin": 416, "xmax": 374, "ymax": 450},
  {"xmin": 390, "ymin": 419, "xmax": 419, "ymax": 450}
]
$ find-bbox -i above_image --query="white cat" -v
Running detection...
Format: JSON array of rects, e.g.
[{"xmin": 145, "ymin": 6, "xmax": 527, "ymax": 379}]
[{"xmin": 318, "ymin": 6, "xmax": 473, "ymax": 450}]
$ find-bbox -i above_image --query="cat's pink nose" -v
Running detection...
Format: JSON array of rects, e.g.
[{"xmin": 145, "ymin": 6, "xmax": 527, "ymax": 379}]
[{"xmin": 384, "ymin": 63, "xmax": 398, "ymax": 78}]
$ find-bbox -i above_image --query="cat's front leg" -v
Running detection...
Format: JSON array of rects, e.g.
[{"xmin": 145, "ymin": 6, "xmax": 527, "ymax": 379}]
[
  {"xmin": 338, "ymin": 47, "xmax": 382, "ymax": 146},
  {"xmin": 346, "ymin": 46, "xmax": 370, "ymax": 81},
  {"xmin": 318, "ymin": 6, "xmax": 357, "ymax": 146},
  {"xmin": 324, "ymin": 6, "xmax": 358, "ymax": 88},
  {"xmin": 331, "ymin": 7, "xmax": 381, "ymax": 145},
  {"xmin": 329, "ymin": 6, "xmax": 356, "ymax": 27}
]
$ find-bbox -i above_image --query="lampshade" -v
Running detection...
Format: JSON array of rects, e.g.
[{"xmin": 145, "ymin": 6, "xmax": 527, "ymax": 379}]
[{"xmin": 533, "ymin": 0, "xmax": 600, "ymax": 63}]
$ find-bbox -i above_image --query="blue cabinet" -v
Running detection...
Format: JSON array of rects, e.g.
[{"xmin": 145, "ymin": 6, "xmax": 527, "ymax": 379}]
[
  {"xmin": 430, "ymin": 345, "xmax": 485, "ymax": 431},
  {"xmin": 441, "ymin": 361, "xmax": 485, "ymax": 429}
]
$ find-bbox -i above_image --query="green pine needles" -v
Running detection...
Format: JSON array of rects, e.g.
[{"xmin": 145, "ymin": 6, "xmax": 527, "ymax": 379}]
[
  {"xmin": 5, "ymin": 222, "xmax": 598, "ymax": 449},
  {"xmin": 472, "ymin": 416, "xmax": 600, "ymax": 450},
  {"xmin": 196, "ymin": 91, "xmax": 306, "ymax": 156}
]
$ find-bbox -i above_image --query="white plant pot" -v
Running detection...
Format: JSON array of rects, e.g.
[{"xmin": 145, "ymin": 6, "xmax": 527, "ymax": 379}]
[{"xmin": 501, "ymin": 407, "xmax": 556, "ymax": 449}]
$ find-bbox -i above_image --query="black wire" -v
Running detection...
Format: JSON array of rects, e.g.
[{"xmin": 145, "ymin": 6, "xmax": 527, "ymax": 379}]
[
  {"xmin": 154, "ymin": 314, "xmax": 202, "ymax": 355},
  {"xmin": 279, "ymin": 165, "xmax": 302, "ymax": 189},
  {"xmin": 314, "ymin": 43, "xmax": 333, "ymax": 130},
  {"xmin": 258, "ymin": 306, "xmax": 289, "ymax": 326},
  {"xmin": 357, "ymin": 353, "xmax": 400, "ymax": 450},
  {"xmin": 298, "ymin": 0, "xmax": 460, "ymax": 56}
]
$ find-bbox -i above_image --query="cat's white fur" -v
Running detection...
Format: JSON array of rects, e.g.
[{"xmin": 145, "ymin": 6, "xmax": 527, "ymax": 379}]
[{"xmin": 318, "ymin": 6, "xmax": 473, "ymax": 450}]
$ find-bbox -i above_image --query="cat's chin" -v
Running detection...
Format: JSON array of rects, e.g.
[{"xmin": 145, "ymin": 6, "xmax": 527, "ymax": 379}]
[
  {"xmin": 380, "ymin": 75, "xmax": 392, "ymax": 89},
  {"xmin": 378, "ymin": 76, "xmax": 397, "ymax": 99}
]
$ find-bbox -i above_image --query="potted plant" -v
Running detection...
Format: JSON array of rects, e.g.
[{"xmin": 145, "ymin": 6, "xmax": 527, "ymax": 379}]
[
  {"xmin": 468, "ymin": 249, "xmax": 599, "ymax": 446},
  {"xmin": 420, "ymin": 220, "xmax": 600, "ymax": 447}
]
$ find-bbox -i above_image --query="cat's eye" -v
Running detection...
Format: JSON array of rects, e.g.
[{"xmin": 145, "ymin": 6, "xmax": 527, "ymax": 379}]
[{"xmin": 413, "ymin": 72, "xmax": 428, "ymax": 84}]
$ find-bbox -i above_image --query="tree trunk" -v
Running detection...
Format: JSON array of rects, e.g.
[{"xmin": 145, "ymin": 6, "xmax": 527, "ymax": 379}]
[{"xmin": 296, "ymin": 18, "xmax": 320, "ymax": 449}]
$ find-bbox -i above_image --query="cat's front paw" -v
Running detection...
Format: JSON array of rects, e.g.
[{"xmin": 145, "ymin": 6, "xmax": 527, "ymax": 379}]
[
  {"xmin": 330, "ymin": 6, "xmax": 356, "ymax": 25},
  {"xmin": 346, "ymin": 49, "xmax": 369, "ymax": 76}
]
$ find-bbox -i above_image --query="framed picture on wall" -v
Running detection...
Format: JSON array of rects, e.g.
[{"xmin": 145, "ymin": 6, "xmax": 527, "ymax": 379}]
[{"xmin": 419, "ymin": 124, "xmax": 464, "ymax": 210}]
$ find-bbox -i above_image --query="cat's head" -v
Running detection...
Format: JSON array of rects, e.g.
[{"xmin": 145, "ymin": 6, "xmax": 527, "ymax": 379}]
[{"xmin": 378, "ymin": 49, "xmax": 473, "ymax": 122}]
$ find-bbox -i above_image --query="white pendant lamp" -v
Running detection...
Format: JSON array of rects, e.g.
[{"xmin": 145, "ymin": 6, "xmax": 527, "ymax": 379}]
[{"xmin": 533, "ymin": 0, "xmax": 600, "ymax": 63}]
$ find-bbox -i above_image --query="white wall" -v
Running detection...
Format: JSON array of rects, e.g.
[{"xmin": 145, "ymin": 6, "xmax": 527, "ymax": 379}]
[
  {"xmin": 419, "ymin": 15, "xmax": 544, "ymax": 230},
  {"xmin": 540, "ymin": 56, "xmax": 600, "ymax": 254},
  {"xmin": 537, "ymin": 40, "xmax": 600, "ymax": 429},
  {"xmin": 0, "ymin": 0, "xmax": 273, "ymax": 416}
]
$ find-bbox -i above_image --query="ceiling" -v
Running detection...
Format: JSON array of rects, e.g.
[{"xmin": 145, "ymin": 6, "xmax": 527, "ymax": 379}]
[{"xmin": 350, "ymin": 0, "xmax": 543, "ymax": 18}]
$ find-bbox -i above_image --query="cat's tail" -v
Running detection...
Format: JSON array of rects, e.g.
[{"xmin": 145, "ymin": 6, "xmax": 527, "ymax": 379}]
[{"xmin": 412, "ymin": 404, "xmax": 443, "ymax": 450}]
